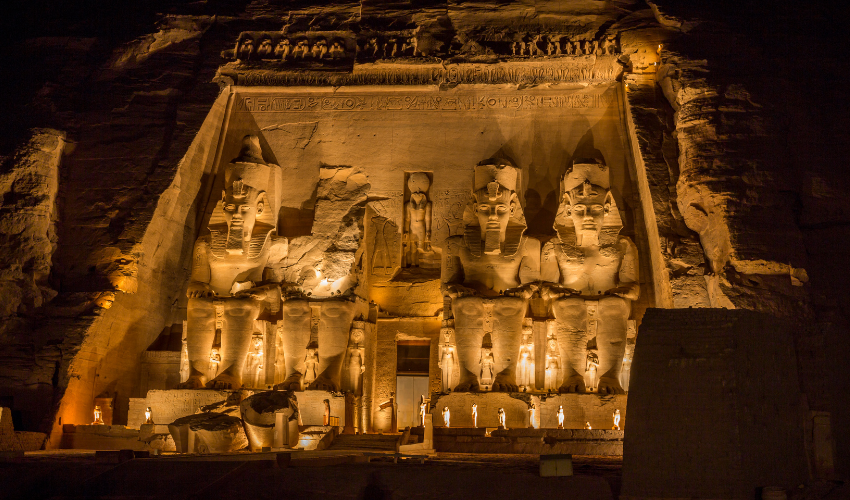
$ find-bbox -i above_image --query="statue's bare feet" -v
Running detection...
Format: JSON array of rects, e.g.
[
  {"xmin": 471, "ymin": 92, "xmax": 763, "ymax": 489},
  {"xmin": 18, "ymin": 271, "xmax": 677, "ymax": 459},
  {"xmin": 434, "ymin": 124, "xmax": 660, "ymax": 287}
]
[
  {"xmin": 453, "ymin": 378, "xmax": 480, "ymax": 392},
  {"xmin": 308, "ymin": 375, "xmax": 339, "ymax": 392},
  {"xmin": 176, "ymin": 376, "xmax": 205, "ymax": 389},
  {"xmin": 205, "ymin": 373, "xmax": 241, "ymax": 390},
  {"xmin": 596, "ymin": 377, "xmax": 625, "ymax": 395},
  {"xmin": 559, "ymin": 375, "xmax": 587, "ymax": 393},
  {"xmin": 491, "ymin": 373, "xmax": 518, "ymax": 392},
  {"xmin": 273, "ymin": 373, "xmax": 303, "ymax": 391}
]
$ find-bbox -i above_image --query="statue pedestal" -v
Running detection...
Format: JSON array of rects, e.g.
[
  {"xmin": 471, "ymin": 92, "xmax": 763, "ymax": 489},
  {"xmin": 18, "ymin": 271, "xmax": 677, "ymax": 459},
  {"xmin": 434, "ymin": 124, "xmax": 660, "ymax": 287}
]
[
  {"xmin": 129, "ymin": 389, "xmax": 346, "ymax": 429},
  {"xmin": 430, "ymin": 392, "xmax": 627, "ymax": 431}
]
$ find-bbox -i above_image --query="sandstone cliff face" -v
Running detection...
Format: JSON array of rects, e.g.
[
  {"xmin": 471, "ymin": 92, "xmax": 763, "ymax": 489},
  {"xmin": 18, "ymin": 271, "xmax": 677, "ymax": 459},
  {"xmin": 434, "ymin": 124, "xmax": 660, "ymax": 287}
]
[{"xmin": 0, "ymin": 0, "xmax": 846, "ymax": 472}]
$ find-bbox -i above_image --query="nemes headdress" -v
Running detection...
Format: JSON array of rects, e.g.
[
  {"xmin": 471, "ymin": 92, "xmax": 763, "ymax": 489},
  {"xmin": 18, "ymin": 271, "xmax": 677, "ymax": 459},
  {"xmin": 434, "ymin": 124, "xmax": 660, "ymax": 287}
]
[
  {"xmin": 209, "ymin": 135, "xmax": 282, "ymax": 258},
  {"xmin": 554, "ymin": 158, "xmax": 622, "ymax": 246},
  {"xmin": 463, "ymin": 158, "xmax": 527, "ymax": 256}
]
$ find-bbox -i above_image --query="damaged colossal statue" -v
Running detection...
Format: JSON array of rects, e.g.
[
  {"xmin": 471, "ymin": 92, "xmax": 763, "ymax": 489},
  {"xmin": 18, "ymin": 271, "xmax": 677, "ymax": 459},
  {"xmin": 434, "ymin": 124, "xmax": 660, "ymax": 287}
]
[
  {"xmin": 441, "ymin": 159, "xmax": 540, "ymax": 392},
  {"xmin": 179, "ymin": 135, "xmax": 284, "ymax": 390},
  {"xmin": 541, "ymin": 159, "xmax": 639, "ymax": 395},
  {"xmin": 275, "ymin": 300, "xmax": 357, "ymax": 392}
]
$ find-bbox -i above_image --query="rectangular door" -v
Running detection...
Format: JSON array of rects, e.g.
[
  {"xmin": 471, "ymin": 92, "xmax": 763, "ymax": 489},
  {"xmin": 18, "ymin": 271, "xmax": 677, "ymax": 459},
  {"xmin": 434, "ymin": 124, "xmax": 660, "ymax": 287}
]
[{"xmin": 396, "ymin": 375, "xmax": 429, "ymax": 429}]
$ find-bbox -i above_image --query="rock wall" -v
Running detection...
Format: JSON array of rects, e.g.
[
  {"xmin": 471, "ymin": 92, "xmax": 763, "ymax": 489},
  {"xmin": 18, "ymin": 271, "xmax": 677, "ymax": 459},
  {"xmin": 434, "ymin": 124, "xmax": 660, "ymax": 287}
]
[{"xmin": 0, "ymin": 0, "xmax": 846, "ymax": 478}]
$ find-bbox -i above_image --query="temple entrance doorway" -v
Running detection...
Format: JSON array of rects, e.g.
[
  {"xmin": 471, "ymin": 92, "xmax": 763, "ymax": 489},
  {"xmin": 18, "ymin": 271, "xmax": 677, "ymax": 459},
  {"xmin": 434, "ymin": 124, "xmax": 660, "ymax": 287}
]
[{"xmin": 396, "ymin": 341, "xmax": 431, "ymax": 428}]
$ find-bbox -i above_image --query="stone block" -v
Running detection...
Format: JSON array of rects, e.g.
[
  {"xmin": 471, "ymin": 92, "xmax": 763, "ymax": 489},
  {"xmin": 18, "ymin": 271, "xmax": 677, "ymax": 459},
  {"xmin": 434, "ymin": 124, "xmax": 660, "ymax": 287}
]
[
  {"xmin": 621, "ymin": 309, "xmax": 808, "ymax": 499},
  {"xmin": 540, "ymin": 454, "xmax": 573, "ymax": 477},
  {"xmin": 295, "ymin": 391, "xmax": 345, "ymax": 427},
  {"xmin": 60, "ymin": 425, "xmax": 145, "ymax": 451}
]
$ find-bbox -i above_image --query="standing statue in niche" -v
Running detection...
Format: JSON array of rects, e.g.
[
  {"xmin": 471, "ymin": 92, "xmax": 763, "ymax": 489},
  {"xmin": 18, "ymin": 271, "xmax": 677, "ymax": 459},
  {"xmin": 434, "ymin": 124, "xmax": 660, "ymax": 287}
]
[
  {"xmin": 441, "ymin": 159, "xmax": 540, "ymax": 392},
  {"xmin": 472, "ymin": 403, "xmax": 478, "ymax": 428},
  {"xmin": 528, "ymin": 403, "xmax": 538, "ymax": 429},
  {"xmin": 243, "ymin": 336, "xmax": 265, "ymax": 388},
  {"xmin": 179, "ymin": 135, "xmax": 284, "ymax": 390},
  {"xmin": 613, "ymin": 409, "xmax": 621, "ymax": 430},
  {"xmin": 480, "ymin": 346, "xmax": 495, "ymax": 387},
  {"xmin": 345, "ymin": 322, "xmax": 366, "ymax": 395},
  {"xmin": 303, "ymin": 347, "xmax": 319, "ymax": 386},
  {"xmin": 274, "ymin": 325, "xmax": 286, "ymax": 385},
  {"xmin": 557, "ymin": 405, "xmax": 565, "ymax": 429},
  {"xmin": 498, "ymin": 408, "xmax": 507, "ymax": 429},
  {"xmin": 403, "ymin": 173, "xmax": 436, "ymax": 268},
  {"xmin": 439, "ymin": 325, "xmax": 458, "ymax": 392},
  {"xmin": 442, "ymin": 406, "xmax": 451, "ymax": 427},
  {"xmin": 208, "ymin": 348, "xmax": 221, "ymax": 380},
  {"xmin": 517, "ymin": 319, "xmax": 535, "ymax": 391},
  {"xmin": 541, "ymin": 159, "xmax": 639, "ymax": 394},
  {"xmin": 544, "ymin": 338, "xmax": 561, "ymax": 391}
]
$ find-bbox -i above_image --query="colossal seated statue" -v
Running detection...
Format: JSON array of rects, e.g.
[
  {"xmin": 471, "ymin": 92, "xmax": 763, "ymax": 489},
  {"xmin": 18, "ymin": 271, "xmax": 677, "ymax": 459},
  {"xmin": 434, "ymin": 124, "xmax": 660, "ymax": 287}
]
[
  {"xmin": 541, "ymin": 159, "xmax": 639, "ymax": 395},
  {"xmin": 179, "ymin": 135, "xmax": 285, "ymax": 390},
  {"xmin": 441, "ymin": 159, "xmax": 540, "ymax": 392}
]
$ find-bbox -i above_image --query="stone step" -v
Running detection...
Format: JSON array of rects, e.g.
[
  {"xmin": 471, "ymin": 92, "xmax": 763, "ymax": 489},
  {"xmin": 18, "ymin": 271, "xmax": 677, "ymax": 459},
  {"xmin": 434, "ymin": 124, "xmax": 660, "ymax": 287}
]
[{"xmin": 327, "ymin": 434, "xmax": 401, "ymax": 451}]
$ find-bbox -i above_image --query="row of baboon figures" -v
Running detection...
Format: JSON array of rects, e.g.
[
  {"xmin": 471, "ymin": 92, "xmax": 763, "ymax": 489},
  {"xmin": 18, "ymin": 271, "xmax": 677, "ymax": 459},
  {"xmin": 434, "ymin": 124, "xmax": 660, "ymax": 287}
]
[
  {"xmin": 178, "ymin": 135, "xmax": 638, "ymax": 395},
  {"xmin": 230, "ymin": 33, "xmax": 620, "ymax": 62}
]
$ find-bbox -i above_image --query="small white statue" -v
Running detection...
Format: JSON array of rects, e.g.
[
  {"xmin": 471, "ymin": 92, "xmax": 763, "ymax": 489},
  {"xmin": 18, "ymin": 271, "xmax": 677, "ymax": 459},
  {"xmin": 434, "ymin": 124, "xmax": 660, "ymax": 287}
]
[
  {"xmin": 93, "ymin": 405, "xmax": 104, "ymax": 425},
  {"xmin": 585, "ymin": 421, "xmax": 592, "ymax": 430},
  {"xmin": 442, "ymin": 406, "xmax": 451, "ymax": 428},
  {"xmin": 613, "ymin": 409, "xmax": 621, "ymax": 430},
  {"xmin": 144, "ymin": 407, "xmax": 154, "ymax": 425},
  {"xmin": 498, "ymin": 408, "xmax": 506, "ymax": 429},
  {"xmin": 557, "ymin": 405, "xmax": 565, "ymax": 429},
  {"xmin": 323, "ymin": 399, "xmax": 331, "ymax": 426},
  {"xmin": 419, "ymin": 395, "xmax": 427, "ymax": 426},
  {"xmin": 472, "ymin": 403, "xmax": 478, "ymax": 428},
  {"xmin": 528, "ymin": 404, "xmax": 538, "ymax": 429}
]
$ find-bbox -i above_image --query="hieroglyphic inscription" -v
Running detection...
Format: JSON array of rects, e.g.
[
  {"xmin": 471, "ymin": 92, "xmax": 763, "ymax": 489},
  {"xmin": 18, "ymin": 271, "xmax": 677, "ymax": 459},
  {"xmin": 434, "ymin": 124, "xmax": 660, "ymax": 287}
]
[
  {"xmin": 232, "ymin": 60, "xmax": 621, "ymax": 87},
  {"xmin": 236, "ymin": 92, "xmax": 617, "ymax": 113},
  {"xmin": 433, "ymin": 189, "xmax": 469, "ymax": 242}
]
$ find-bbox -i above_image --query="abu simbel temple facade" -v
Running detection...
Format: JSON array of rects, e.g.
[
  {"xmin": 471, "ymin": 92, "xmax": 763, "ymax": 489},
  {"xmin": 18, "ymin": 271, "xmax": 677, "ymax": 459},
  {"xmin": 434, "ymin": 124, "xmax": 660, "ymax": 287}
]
[{"xmin": 0, "ymin": 0, "xmax": 847, "ymax": 498}]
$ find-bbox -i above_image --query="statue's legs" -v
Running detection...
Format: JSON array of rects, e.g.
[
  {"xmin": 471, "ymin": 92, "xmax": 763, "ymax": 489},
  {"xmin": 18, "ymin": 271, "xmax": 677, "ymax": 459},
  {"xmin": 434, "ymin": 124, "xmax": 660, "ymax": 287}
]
[
  {"xmin": 490, "ymin": 296, "xmax": 527, "ymax": 392},
  {"xmin": 596, "ymin": 296, "xmax": 629, "ymax": 394},
  {"xmin": 310, "ymin": 301, "xmax": 356, "ymax": 391},
  {"xmin": 551, "ymin": 297, "xmax": 589, "ymax": 393},
  {"xmin": 207, "ymin": 297, "xmax": 262, "ymax": 389},
  {"xmin": 179, "ymin": 297, "xmax": 216, "ymax": 389},
  {"xmin": 276, "ymin": 300, "xmax": 311, "ymax": 391},
  {"xmin": 451, "ymin": 296, "xmax": 484, "ymax": 391}
]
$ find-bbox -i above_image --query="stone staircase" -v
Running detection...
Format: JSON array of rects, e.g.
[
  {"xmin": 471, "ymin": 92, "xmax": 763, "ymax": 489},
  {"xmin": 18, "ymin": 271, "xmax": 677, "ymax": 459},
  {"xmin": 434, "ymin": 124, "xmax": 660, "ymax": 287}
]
[{"xmin": 326, "ymin": 433, "xmax": 403, "ymax": 452}]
